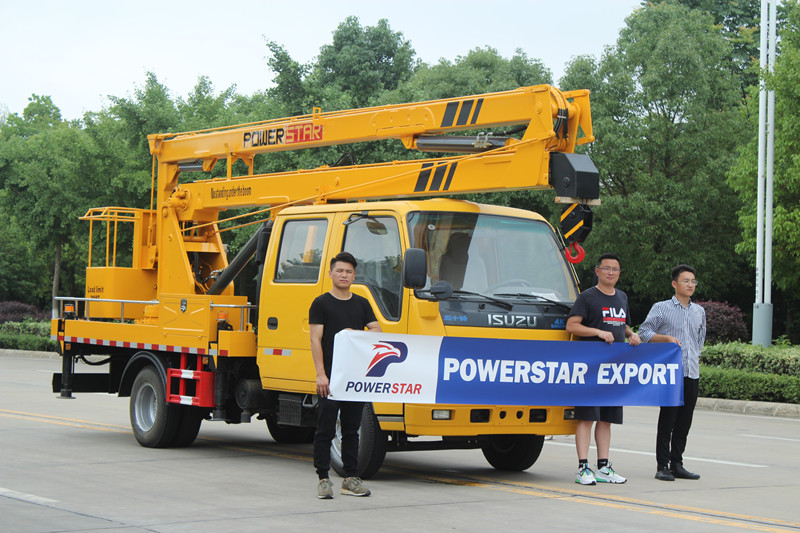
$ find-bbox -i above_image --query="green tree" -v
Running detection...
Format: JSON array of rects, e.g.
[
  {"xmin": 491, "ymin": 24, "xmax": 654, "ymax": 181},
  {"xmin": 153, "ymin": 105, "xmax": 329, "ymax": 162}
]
[
  {"xmin": 390, "ymin": 47, "xmax": 551, "ymax": 103},
  {"xmin": 263, "ymin": 18, "xmax": 418, "ymax": 177},
  {"xmin": 313, "ymin": 16, "xmax": 416, "ymax": 108},
  {"xmin": 0, "ymin": 96, "xmax": 101, "ymax": 313},
  {"xmin": 264, "ymin": 41, "xmax": 308, "ymax": 117},
  {"xmin": 2, "ymin": 94, "xmax": 63, "ymax": 137},
  {"xmin": 177, "ymin": 76, "xmax": 239, "ymax": 132},
  {"xmin": 649, "ymin": 0, "xmax": 761, "ymax": 101},
  {"xmin": 728, "ymin": 0, "xmax": 800, "ymax": 340},
  {"xmin": 107, "ymin": 72, "xmax": 182, "ymax": 161},
  {"xmin": 0, "ymin": 211, "xmax": 50, "ymax": 306},
  {"xmin": 266, "ymin": 17, "xmax": 416, "ymax": 115},
  {"xmin": 562, "ymin": 3, "xmax": 751, "ymax": 320}
]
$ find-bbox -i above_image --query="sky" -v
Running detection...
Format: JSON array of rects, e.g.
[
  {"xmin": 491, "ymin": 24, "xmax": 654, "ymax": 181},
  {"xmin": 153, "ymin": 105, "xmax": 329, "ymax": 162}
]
[{"xmin": 0, "ymin": 0, "xmax": 642, "ymax": 121}]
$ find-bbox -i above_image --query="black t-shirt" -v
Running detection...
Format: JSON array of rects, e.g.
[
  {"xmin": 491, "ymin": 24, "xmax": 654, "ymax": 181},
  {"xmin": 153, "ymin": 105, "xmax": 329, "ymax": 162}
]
[
  {"xmin": 568, "ymin": 286, "xmax": 630, "ymax": 343},
  {"xmin": 309, "ymin": 292, "xmax": 378, "ymax": 376}
]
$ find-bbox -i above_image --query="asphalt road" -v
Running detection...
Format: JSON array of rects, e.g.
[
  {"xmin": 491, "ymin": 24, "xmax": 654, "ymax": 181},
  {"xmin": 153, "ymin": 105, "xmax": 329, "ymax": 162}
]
[{"xmin": 2, "ymin": 353, "xmax": 799, "ymax": 533}]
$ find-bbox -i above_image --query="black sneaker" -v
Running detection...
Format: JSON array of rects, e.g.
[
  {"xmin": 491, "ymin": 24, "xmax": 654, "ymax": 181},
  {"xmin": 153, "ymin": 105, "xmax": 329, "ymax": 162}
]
[
  {"xmin": 655, "ymin": 466, "xmax": 675, "ymax": 481},
  {"xmin": 671, "ymin": 463, "xmax": 700, "ymax": 480}
]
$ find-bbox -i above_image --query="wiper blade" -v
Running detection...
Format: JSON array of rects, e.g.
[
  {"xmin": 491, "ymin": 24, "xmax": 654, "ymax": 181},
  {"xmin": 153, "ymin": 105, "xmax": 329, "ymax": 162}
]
[
  {"xmin": 451, "ymin": 290, "xmax": 513, "ymax": 310},
  {"xmin": 416, "ymin": 282, "xmax": 512, "ymax": 310},
  {"xmin": 494, "ymin": 293, "xmax": 572, "ymax": 311}
]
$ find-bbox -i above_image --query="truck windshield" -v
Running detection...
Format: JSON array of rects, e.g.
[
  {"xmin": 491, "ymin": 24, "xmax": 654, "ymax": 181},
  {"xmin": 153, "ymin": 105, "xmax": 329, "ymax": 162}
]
[{"xmin": 407, "ymin": 211, "xmax": 579, "ymax": 303}]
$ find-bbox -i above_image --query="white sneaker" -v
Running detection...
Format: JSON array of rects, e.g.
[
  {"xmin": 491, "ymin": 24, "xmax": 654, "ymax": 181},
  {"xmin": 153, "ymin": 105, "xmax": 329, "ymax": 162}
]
[
  {"xmin": 595, "ymin": 464, "xmax": 627, "ymax": 484},
  {"xmin": 575, "ymin": 466, "xmax": 597, "ymax": 485}
]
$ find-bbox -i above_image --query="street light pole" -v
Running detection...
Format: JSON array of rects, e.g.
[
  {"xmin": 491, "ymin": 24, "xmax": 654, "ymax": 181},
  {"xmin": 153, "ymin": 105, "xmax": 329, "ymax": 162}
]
[{"xmin": 753, "ymin": 0, "xmax": 776, "ymax": 347}]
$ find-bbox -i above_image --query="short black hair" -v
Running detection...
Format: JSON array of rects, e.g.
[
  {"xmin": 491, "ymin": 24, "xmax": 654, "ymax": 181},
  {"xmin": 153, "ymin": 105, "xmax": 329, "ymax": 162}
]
[
  {"xmin": 596, "ymin": 252, "xmax": 621, "ymax": 268},
  {"xmin": 671, "ymin": 264, "xmax": 696, "ymax": 282},
  {"xmin": 330, "ymin": 251, "xmax": 357, "ymax": 270}
]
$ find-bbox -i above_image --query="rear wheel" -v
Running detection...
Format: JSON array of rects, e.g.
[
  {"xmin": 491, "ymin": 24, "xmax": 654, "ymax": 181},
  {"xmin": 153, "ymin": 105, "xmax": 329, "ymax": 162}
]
[
  {"xmin": 266, "ymin": 414, "xmax": 315, "ymax": 443},
  {"xmin": 330, "ymin": 403, "xmax": 386, "ymax": 480},
  {"xmin": 172, "ymin": 406, "xmax": 205, "ymax": 447},
  {"xmin": 481, "ymin": 434, "xmax": 545, "ymax": 471},
  {"xmin": 130, "ymin": 366, "xmax": 179, "ymax": 448}
]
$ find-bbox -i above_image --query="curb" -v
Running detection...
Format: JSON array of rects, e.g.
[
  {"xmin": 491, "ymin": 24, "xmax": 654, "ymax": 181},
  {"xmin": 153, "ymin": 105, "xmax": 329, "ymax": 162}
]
[
  {"xmin": 695, "ymin": 397, "xmax": 800, "ymax": 419},
  {"xmin": 1, "ymin": 348, "xmax": 59, "ymax": 359},
  {"xmin": 3, "ymin": 349, "xmax": 799, "ymax": 418}
]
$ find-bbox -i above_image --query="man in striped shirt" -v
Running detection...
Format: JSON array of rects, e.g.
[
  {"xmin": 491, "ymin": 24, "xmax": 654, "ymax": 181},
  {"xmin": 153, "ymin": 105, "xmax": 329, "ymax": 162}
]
[{"xmin": 639, "ymin": 264, "xmax": 706, "ymax": 482}]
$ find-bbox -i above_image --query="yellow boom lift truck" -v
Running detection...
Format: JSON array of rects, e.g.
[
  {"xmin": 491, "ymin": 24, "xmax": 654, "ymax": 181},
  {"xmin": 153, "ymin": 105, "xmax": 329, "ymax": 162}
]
[{"xmin": 53, "ymin": 85, "xmax": 599, "ymax": 478}]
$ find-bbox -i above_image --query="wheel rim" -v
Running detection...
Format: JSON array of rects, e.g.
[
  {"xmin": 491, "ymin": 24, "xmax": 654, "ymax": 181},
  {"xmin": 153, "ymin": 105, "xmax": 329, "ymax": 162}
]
[
  {"xmin": 331, "ymin": 417, "xmax": 344, "ymax": 463},
  {"xmin": 331, "ymin": 416, "xmax": 361, "ymax": 466},
  {"xmin": 134, "ymin": 382, "xmax": 157, "ymax": 432}
]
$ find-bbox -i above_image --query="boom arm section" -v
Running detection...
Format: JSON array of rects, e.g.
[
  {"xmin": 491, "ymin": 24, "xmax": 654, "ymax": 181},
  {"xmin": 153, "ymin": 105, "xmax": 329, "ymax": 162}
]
[
  {"xmin": 145, "ymin": 85, "xmax": 598, "ymax": 296},
  {"xmin": 148, "ymin": 85, "xmax": 593, "ymax": 167},
  {"xmin": 151, "ymin": 85, "xmax": 597, "ymax": 218}
]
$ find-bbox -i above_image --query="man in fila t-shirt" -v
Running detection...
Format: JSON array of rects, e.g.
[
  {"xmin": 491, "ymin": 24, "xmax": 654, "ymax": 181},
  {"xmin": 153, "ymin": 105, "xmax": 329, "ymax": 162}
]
[{"xmin": 566, "ymin": 252, "xmax": 641, "ymax": 485}]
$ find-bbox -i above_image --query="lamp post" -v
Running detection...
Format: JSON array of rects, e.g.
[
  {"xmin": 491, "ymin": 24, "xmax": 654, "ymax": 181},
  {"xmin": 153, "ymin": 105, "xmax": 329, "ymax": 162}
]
[{"xmin": 753, "ymin": 0, "xmax": 776, "ymax": 347}]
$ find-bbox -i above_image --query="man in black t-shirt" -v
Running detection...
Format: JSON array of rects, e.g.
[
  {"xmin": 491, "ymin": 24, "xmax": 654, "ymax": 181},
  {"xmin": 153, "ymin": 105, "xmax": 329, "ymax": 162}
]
[
  {"xmin": 309, "ymin": 251, "xmax": 381, "ymax": 499},
  {"xmin": 566, "ymin": 252, "xmax": 641, "ymax": 486}
]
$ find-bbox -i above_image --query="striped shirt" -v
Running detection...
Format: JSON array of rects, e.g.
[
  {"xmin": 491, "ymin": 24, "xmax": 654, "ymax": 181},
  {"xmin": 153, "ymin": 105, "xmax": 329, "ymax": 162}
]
[{"xmin": 638, "ymin": 296, "xmax": 706, "ymax": 379}]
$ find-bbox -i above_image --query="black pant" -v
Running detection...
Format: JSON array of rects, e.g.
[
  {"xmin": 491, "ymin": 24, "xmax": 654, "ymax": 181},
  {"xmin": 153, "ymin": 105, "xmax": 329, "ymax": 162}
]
[
  {"xmin": 313, "ymin": 398, "xmax": 364, "ymax": 479},
  {"xmin": 656, "ymin": 377, "xmax": 699, "ymax": 468}
]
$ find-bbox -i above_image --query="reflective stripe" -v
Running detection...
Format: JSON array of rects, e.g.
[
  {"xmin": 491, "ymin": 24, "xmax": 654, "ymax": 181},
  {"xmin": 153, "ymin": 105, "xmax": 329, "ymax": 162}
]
[
  {"xmin": 57, "ymin": 335, "xmax": 207, "ymax": 355},
  {"xmin": 264, "ymin": 348, "xmax": 292, "ymax": 356}
]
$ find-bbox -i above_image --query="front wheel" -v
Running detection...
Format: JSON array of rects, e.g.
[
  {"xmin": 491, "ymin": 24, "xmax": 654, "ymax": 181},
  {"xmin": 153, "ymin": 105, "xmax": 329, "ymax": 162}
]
[
  {"xmin": 130, "ymin": 366, "xmax": 179, "ymax": 448},
  {"xmin": 481, "ymin": 434, "xmax": 545, "ymax": 471},
  {"xmin": 330, "ymin": 403, "xmax": 386, "ymax": 479}
]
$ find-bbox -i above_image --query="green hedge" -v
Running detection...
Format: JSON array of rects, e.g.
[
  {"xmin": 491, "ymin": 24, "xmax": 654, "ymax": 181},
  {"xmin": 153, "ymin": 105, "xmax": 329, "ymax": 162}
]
[
  {"xmin": 0, "ymin": 320, "xmax": 57, "ymax": 351},
  {"xmin": 701, "ymin": 342, "xmax": 800, "ymax": 376},
  {"xmin": 0, "ymin": 321, "xmax": 51, "ymax": 337},
  {"xmin": 700, "ymin": 364, "xmax": 800, "ymax": 404},
  {"xmin": 0, "ymin": 332, "xmax": 58, "ymax": 352}
]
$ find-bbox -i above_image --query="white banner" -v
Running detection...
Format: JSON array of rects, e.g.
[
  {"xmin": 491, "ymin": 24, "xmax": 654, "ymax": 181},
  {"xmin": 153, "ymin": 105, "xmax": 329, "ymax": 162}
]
[{"xmin": 329, "ymin": 330, "xmax": 440, "ymax": 403}]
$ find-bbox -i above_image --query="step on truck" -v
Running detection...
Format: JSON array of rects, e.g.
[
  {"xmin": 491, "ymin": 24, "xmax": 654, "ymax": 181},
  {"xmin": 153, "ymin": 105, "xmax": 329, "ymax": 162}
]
[{"xmin": 53, "ymin": 84, "xmax": 599, "ymax": 477}]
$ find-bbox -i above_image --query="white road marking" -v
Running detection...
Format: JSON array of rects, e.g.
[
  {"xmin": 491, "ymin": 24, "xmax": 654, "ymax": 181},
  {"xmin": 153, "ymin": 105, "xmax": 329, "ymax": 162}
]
[
  {"xmin": 698, "ymin": 411, "xmax": 800, "ymax": 423},
  {"xmin": 0, "ymin": 487, "xmax": 58, "ymax": 504},
  {"xmin": 544, "ymin": 441, "xmax": 768, "ymax": 467},
  {"xmin": 740, "ymin": 433, "xmax": 800, "ymax": 442}
]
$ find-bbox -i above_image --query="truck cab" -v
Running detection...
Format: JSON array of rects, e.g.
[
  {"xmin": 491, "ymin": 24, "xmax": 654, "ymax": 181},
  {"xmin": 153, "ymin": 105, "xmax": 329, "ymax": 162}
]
[{"xmin": 256, "ymin": 199, "xmax": 579, "ymax": 476}]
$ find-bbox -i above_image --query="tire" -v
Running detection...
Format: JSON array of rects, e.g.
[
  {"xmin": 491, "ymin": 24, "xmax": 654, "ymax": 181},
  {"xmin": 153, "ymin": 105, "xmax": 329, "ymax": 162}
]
[
  {"xmin": 172, "ymin": 406, "xmax": 205, "ymax": 447},
  {"xmin": 481, "ymin": 434, "xmax": 545, "ymax": 471},
  {"xmin": 266, "ymin": 414, "xmax": 315, "ymax": 444},
  {"xmin": 129, "ymin": 366, "xmax": 180, "ymax": 448},
  {"xmin": 330, "ymin": 403, "xmax": 386, "ymax": 480}
]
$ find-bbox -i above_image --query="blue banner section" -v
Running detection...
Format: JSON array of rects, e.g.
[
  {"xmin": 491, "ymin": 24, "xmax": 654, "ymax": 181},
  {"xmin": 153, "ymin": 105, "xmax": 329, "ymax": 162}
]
[{"xmin": 435, "ymin": 338, "xmax": 683, "ymax": 406}]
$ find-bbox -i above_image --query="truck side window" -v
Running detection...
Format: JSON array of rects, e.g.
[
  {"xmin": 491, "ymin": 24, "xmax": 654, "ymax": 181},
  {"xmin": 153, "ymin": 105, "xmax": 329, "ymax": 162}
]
[
  {"xmin": 275, "ymin": 219, "xmax": 328, "ymax": 283},
  {"xmin": 343, "ymin": 216, "xmax": 402, "ymax": 320}
]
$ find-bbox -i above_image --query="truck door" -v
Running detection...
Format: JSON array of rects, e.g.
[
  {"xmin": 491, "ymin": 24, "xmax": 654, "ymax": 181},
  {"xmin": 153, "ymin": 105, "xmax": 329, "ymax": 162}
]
[
  {"xmin": 339, "ymin": 212, "xmax": 406, "ymax": 332},
  {"xmin": 257, "ymin": 216, "xmax": 331, "ymax": 392}
]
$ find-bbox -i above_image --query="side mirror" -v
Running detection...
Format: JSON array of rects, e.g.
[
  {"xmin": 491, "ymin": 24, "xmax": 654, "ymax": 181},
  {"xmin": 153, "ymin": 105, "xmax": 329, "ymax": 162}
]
[
  {"xmin": 366, "ymin": 219, "xmax": 388, "ymax": 235},
  {"xmin": 430, "ymin": 281, "xmax": 453, "ymax": 300},
  {"xmin": 402, "ymin": 248, "xmax": 427, "ymax": 289}
]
